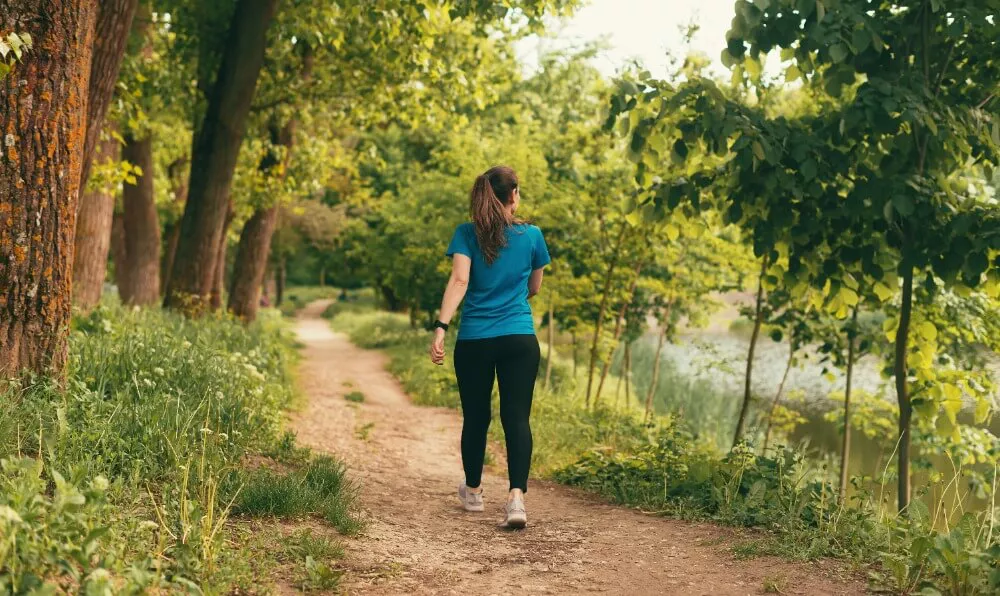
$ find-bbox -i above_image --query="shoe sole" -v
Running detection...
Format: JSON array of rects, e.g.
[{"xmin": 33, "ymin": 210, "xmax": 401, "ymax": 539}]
[{"xmin": 506, "ymin": 515, "xmax": 527, "ymax": 529}]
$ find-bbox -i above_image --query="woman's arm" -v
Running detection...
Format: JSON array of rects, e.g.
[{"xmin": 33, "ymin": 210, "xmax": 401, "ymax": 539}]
[
  {"xmin": 430, "ymin": 254, "xmax": 471, "ymax": 365},
  {"xmin": 438, "ymin": 254, "xmax": 471, "ymax": 323},
  {"xmin": 527, "ymin": 268, "xmax": 544, "ymax": 298}
]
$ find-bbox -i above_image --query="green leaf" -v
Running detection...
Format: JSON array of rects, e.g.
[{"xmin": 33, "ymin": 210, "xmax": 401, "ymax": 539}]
[
  {"xmin": 917, "ymin": 321, "xmax": 937, "ymax": 341},
  {"xmin": 800, "ymin": 158, "xmax": 817, "ymax": 181},
  {"xmin": 873, "ymin": 282, "xmax": 895, "ymax": 302},
  {"xmin": 816, "ymin": 0, "xmax": 826, "ymax": 22},
  {"xmin": 0, "ymin": 40, "xmax": 9, "ymax": 59},
  {"xmin": 752, "ymin": 140, "xmax": 766, "ymax": 162},
  {"xmin": 891, "ymin": 195, "xmax": 914, "ymax": 217},
  {"xmin": 785, "ymin": 65, "xmax": 801, "ymax": 82},
  {"xmin": 829, "ymin": 43, "xmax": 848, "ymax": 63},
  {"xmin": 851, "ymin": 29, "xmax": 871, "ymax": 53}
]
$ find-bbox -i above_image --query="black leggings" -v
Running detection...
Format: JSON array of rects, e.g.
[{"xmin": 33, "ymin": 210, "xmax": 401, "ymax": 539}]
[{"xmin": 454, "ymin": 334, "xmax": 540, "ymax": 493}]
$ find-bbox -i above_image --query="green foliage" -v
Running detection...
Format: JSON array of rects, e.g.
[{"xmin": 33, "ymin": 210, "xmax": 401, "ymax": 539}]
[
  {"xmin": 0, "ymin": 31, "xmax": 31, "ymax": 79},
  {"xmin": 344, "ymin": 391, "xmax": 365, "ymax": 403},
  {"xmin": 0, "ymin": 304, "xmax": 355, "ymax": 591},
  {"xmin": 0, "ymin": 460, "xmax": 112, "ymax": 594}
]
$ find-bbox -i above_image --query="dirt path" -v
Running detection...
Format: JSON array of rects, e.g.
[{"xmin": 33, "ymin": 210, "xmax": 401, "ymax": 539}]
[{"xmin": 289, "ymin": 301, "xmax": 865, "ymax": 595}]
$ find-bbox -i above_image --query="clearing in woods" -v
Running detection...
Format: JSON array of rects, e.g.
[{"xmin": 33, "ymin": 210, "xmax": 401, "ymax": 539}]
[{"xmin": 290, "ymin": 301, "xmax": 865, "ymax": 595}]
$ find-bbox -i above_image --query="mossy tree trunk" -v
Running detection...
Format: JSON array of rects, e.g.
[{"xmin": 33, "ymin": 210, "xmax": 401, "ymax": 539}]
[{"xmin": 0, "ymin": 0, "xmax": 98, "ymax": 376}]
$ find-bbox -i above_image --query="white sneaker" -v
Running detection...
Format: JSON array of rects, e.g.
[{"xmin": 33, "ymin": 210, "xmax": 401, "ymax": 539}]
[
  {"xmin": 458, "ymin": 483, "xmax": 484, "ymax": 512},
  {"xmin": 505, "ymin": 494, "xmax": 527, "ymax": 529}
]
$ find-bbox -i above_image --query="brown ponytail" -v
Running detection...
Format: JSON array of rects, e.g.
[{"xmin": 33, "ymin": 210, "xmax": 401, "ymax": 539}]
[{"xmin": 470, "ymin": 165, "xmax": 521, "ymax": 264}]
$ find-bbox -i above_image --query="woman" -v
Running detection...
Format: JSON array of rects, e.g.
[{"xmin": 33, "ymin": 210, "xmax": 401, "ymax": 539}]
[{"xmin": 429, "ymin": 165, "xmax": 550, "ymax": 529}]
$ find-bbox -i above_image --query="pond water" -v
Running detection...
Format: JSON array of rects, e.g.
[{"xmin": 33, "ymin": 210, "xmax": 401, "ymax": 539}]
[{"xmin": 618, "ymin": 326, "xmax": 999, "ymax": 514}]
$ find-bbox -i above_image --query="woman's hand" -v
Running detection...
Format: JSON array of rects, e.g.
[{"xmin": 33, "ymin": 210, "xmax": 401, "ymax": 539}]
[{"xmin": 429, "ymin": 328, "xmax": 446, "ymax": 365}]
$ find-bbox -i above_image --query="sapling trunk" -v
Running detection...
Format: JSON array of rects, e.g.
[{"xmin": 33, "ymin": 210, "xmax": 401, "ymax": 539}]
[
  {"xmin": 733, "ymin": 255, "xmax": 769, "ymax": 448},
  {"xmin": 586, "ymin": 222, "xmax": 629, "ymax": 407},
  {"xmin": 895, "ymin": 265, "xmax": 914, "ymax": 513},
  {"xmin": 839, "ymin": 306, "xmax": 859, "ymax": 505},
  {"xmin": 645, "ymin": 324, "xmax": 667, "ymax": 420},
  {"xmin": 544, "ymin": 295, "xmax": 554, "ymax": 390},
  {"xmin": 762, "ymin": 342, "xmax": 794, "ymax": 453}
]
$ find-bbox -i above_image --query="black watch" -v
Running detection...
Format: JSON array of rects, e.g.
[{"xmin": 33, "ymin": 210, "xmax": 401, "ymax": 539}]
[{"xmin": 433, "ymin": 320, "xmax": 449, "ymax": 332}]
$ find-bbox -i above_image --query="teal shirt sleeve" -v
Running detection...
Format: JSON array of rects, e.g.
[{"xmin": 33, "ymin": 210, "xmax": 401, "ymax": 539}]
[
  {"xmin": 446, "ymin": 224, "xmax": 472, "ymax": 258},
  {"xmin": 531, "ymin": 226, "xmax": 551, "ymax": 269}
]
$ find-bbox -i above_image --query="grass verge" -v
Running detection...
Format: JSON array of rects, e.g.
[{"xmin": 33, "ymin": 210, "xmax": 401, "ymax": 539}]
[{"xmin": 0, "ymin": 302, "xmax": 361, "ymax": 593}]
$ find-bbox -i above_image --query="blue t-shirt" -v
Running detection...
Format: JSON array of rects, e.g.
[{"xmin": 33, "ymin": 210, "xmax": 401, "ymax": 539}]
[{"xmin": 446, "ymin": 222, "xmax": 551, "ymax": 340}]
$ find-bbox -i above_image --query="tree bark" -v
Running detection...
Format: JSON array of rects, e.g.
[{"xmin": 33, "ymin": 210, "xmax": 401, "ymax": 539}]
[
  {"xmin": 0, "ymin": 0, "xmax": 98, "ymax": 376},
  {"xmin": 119, "ymin": 133, "xmax": 160, "ymax": 305},
  {"xmin": 79, "ymin": 0, "xmax": 138, "ymax": 190},
  {"xmin": 895, "ymin": 265, "xmax": 914, "ymax": 513},
  {"xmin": 275, "ymin": 257, "xmax": 286, "ymax": 306},
  {"xmin": 839, "ymin": 306, "xmax": 859, "ymax": 505},
  {"xmin": 73, "ymin": 136, "xmax": 119, "ymax": 310},
  {"xmin": 586, "ymin": 221, "xmax": 629, "ymax": 407},
  {"xmin": 110, "ymin": 212, "xmax": 128, "ymax": 297},
  {"xmin": 209, "ymin": 205, "xmax": 234, "ymax": 311},
  {"xmin": 644, "ymin": 325, "xmax": 667, "ymax": 420},
  {"xmin": 163, "ymin": 0, "xmax": 279, "ymax": 313},
  {"xmin": 733, "ymin": 255, "xmax": 769, "ymax": 447},
  {"xmin": 762, "ymin": 342, "xmax": 794, "ymax": 453},
  {"xmin": 228, "ymin": 206, "xmax": 278, "ymax": 320},
  {"xmin": 160, "ymin": 157, "xmax": 189, "ymax": 296},
  {"xmin": 543, "ymin": 295, "xmax": 554, "ymax": 390}
]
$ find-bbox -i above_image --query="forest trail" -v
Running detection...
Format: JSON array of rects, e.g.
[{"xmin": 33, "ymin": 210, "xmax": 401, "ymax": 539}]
[{"xmin": 289, "ymin": 301, "xmax": 865, "ymax": 595}]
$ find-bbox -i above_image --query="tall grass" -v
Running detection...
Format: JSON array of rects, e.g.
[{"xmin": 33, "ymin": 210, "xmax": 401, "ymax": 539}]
[{"xmin": 0, "ymin": 303, "xmax": 359, "ymax": 592}]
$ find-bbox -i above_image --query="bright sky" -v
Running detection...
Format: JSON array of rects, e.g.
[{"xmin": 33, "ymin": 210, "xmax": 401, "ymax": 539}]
[{"xmin": 517, "ymin": 0, "xmax": 739, "ymax": 78}]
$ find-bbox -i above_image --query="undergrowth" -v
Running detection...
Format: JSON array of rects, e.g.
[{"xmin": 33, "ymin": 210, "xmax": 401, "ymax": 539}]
[
  {"xmin": 0, "ymin": 302, "xmax": 361, "ymax": 593},
  {"xmin": 328, "ymin": 307, "xmax": 1000, "ymax": 594}
]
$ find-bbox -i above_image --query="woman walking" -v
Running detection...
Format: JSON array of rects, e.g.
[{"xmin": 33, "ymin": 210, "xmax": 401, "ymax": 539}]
[{"xmin": 429, "ymin": 165, "xmax": 550, "ymax": 529}]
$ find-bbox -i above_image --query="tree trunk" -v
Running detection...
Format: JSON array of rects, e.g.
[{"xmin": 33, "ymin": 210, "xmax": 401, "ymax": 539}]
[
  {"xmin": 163, "ymin": 0, "xmax": 279, "ymax": 313},
  {"xmin": 0, "ymin": 0, "xmax": 98, "ymax": 376},
  {"xmin": 160, "ymin": 157, "xmax": 189, "ymax": 296},
  {"xmin": 762, "ymin": 342, "xmax": 794, "ymax": 453},
  {"xmin": 228, "ymin": 206, "xmax": 278, "ymax": 321},
  {"xmin": 79, "ymin": 0, "xmax": 138, "ymax": 190},
  {"xmin": 119, "ymin": 134, "xmax": 160, "ymax": 305},
  {"xmin": 733, "ymin": 255, "xmax": 769, "ymax": 447},
  {"xmin": 73, "ymin": 136, "xmax": 119, "ymax": 310},
  {"xmin": 571, "ymin": 331, "xmax": 578, "ymax": 376},
  {"xmin": 895, "ymin": 265, "xmax": 914, "ymax": 513},
  {"xmin": 379, "ymin": 284, "xmax": 400, "ymax": 311},
  {"xmin": 226, "ymin": 114, "xmax": 297, "ymax": 322},
  {"xmin": 624, "ymin": 341, "xmax": 632, "ymax": 408},
  {"xmin": 544, "ymin": 295, "xmax": 554, "ymax": 390},
  {"xmin": 319, "ymin": 266, "xmax": 326, "ymax": 287},
  {"xmin": 586, "ymin": 221, "xmax": 629, "ymax": 407},
  {"xmin": 275, "ymin": 257, "xmax": 286, "ymax": 306},
  {"xmin": 839, "ymin": 306, "xmax": 859, "ymax": 505},
  {"xmin": 111, "ymin": 212, "xmax": 128, "ymax": 297},
  {"xmin": 595, "ymin": 262, "xmax": 643, "ymax": 405},
  {"xmin": 644, "ymin": 325, "xmax": 667, "ymax": 420},
  {"xmin": 209, "ymin": 205, "xmax": 234, "ymax": 311}
]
